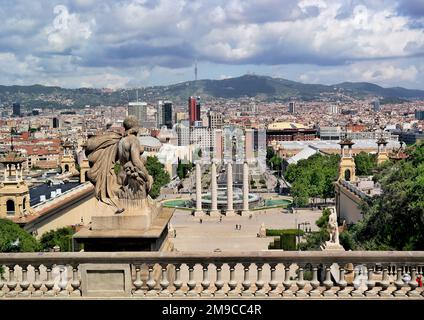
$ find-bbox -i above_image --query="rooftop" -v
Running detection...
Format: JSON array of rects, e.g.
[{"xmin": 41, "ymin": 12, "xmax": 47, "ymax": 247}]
[
  {"xmin": 267, "ymin": 122, "xmax": 308, "ymax": 130},
  {"xmin": 29, "ymin": 181, "xmax": 81, "ymax": 207}
]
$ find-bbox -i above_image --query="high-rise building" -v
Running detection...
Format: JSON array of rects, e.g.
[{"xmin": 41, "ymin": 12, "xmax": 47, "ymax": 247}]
[
  {"xmin": 188, "ymin": 96, "xmax": 201, "ymax": 125},
  {"xmin": 157, "ymin": 100, "xmax": 174, "ymax": 129},
  {"xmin": 288, "ymin": 101, "xmax": 296, "ymax": 114},
  {"xmin": 415, "ymin": 110, "xmax": 424, "ymax": 120},
  {"xmin": 208, "ymin": 111, "xmax": 223, "ymax": 129},
  {"xmin": 128, "ymin": 101, "xmax": 148, "ymax": 127},
  {"xmin": 373, "ymin": 99, "xmax": 381, "ymax": 112},
  {"xmin": 12, "ymin": 103, "xmax": 21, "ymax": 117}
]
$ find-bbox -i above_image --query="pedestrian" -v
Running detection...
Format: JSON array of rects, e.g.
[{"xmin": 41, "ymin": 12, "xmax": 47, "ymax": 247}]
[
  {"xmin": 200, "ymin": 218, "xmax": 203, "ymax": 224},
  {"xmin": 219, "ymin": 216, "xmax": 222, "ymax": 222},
  {"xmin": 417, "ymin": 275, "xmax": 423, "ymax": 287}
]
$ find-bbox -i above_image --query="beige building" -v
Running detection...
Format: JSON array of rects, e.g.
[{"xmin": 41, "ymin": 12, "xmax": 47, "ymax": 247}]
[{"xmin": 0, "ymin": 152, "xmax": 32, "ymax": 219}]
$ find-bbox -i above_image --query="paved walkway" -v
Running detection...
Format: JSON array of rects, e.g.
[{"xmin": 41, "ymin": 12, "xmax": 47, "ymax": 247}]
[{"xmin": 170, "ymin": 208, "xmax": 322, "ymax": 252}]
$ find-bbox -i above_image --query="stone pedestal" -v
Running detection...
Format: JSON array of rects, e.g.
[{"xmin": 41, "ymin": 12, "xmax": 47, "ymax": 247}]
[{"xmin": 73, "ymin": 197, "xmax": 174, "ymax": 252}]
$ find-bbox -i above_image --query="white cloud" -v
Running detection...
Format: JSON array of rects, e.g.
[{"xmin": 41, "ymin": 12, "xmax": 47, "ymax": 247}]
[
  {"xmin": 44, "ymin": 5, "xmax": 95, "ymax": 52},
  {"xmin": 0, "ymin": 0, "xmax": 423, "ymax": 88}
]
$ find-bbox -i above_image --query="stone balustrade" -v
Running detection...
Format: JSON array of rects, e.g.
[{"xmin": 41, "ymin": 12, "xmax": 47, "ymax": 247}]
[{"xmin": 0, "ymin": 251, "xmax": 423, "ymax": 298}]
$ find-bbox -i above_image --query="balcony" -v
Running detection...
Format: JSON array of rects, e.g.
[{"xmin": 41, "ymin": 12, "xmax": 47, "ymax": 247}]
[{"xmin": 0, "ymin": 251, "xmax": 423, "ymax": 298}]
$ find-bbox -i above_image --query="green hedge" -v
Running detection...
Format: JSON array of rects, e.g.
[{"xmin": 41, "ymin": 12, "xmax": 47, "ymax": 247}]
[
  {"xmin": 280, "ymin": 233, "xmax": 296, "ymax": 250},
  {"xmin": 266, "ymin": 229, "xmax": 304, "ymax": 237}
]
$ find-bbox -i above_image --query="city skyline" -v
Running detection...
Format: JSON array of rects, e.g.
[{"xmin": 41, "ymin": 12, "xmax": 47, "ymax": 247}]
[{"xmin": 0, "ymin": 0, "xmax": 423, "ymax": 89}]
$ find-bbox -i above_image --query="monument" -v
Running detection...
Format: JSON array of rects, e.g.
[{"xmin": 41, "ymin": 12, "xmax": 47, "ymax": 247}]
[{"xmin": 73, "ymin": 116, "xmax": 174, "ymax": 251}]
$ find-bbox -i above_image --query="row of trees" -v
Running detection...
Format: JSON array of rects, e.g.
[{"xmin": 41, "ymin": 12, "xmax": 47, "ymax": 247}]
[
  {"xmin": 0, "ymin": 219, "xmax": 74, "ymax": 252},
  {"xmin": 284, "ymin": 154, "xmax": 340, "ymax": 206},
  {"xmin": 282, "ymin": 151, "xmax": 378, "ymax": 207}
]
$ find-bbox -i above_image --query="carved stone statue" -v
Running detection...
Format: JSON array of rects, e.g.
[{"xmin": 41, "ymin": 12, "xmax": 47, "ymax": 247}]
[
  {"xmin": 321, "ymin": 206, "xmax": 344, "ymax": 251},
  {"xmin": 85, "ymin": 116, "xmax": 153, "ymax": 213},
  {"xmin": 328, "ymin": 208, "xmax": 339, "ymax": 244}
]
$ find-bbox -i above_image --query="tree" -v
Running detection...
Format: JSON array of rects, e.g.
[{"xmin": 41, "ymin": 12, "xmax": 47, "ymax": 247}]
[
  {"xmin": 347, "ymin": 142, "xmax": 424, "ymax": 250},
  {"xmin": 177, "ymin": 159, "xmax": 193, "ymax": 179},
  {"xmin": 299, "ymin": 208, "xmax": 331, "ymax": 251},
  {"xmin": 291, "ymin": 181, "xmax": 309, "ymax": 207},
  {"xmin": 354, "ymin": 152, "xmax": 376, "ymax": 176},
  {"xmin": 284, "ymin": 153, "xmax": 339, "ymax": 205},
  {"xmin": 0, "ymin": 219, "xmax": 40, "ymax": 252},
  {"xmin": 39, "ymin": 227, "xmax": 74, "ymax": 252},
  {"xmin": 145, "ymin": 156, "xmax": 170, "ymax": 199}
]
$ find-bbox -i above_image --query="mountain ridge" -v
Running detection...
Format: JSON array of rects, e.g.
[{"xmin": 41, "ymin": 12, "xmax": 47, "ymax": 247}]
[{"xmin": 0, "ymin": 74, "xmax": 423, "ymax": 108}]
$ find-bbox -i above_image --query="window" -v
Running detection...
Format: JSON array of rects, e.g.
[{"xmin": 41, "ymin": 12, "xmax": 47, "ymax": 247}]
[
  {"xmin": 344, "ymin": 169, "xmax": 351, "ymax": 181},
  {"xmin": 6, "ymin": 199, "xmax": 15, "ymax": 215}
]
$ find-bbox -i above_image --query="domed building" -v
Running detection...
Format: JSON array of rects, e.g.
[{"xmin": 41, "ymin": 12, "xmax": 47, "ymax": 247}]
[{"xmin": 138, "ymin": 135, "xmax": 162, "ymax": 153}]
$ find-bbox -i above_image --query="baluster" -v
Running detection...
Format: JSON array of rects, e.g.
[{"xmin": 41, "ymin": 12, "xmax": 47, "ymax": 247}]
[
  {"xmin": 172, "ymin": 263, "xmax": 184, "ymax": 297},
  {"xmin": 146, "ymin": 264, "xmax": 157, "ymax": 296},
  {"xmin": 295, "ymin": 265, "xmax": 307, "ymax": 297},
  {"xmin": 70, "ymin": 265, "xmax": 81, "ymax": 296},
  {"xmin": 337, "ymin": 265, "xmax": 349, "ymax": 297},
  {"xmin": 268, "ymin": 263, "xmax": 279, "ymax": 296},
  {"xmin": 44, "ymin": 266, "xmax": 56, "ymax": 297},
  {"xmin": 133, "ymin": 264, "xmax": 144, "ymax": 296},
  {"xmin": 393, "ymin": 266, "xmax": 406, "ymax": 297},
  {"xmin": 187, "ymin": 264, "xmax": 198, "ymax": 296},
  {"xmin": 309, "ymin": 264, "xmax": 321, "ymax": 297},
  {"xmin": 254, "ymin": 263, "xmax": 266, "ymax": 296},
  {"xmin": 378, "ymin": 265, "xmax": 390, "ymax": 297},
  {"xmin": 200, "ymin": 264, "xmax": 212, "ymax": 297},
  {"xmin": 228, "ymin": 263, "xmax": 238, "ymax": 296},
  {"xmin": 365, "ymin": 264, "xmax": 376, "ymax": 297},
  {"xmin": 159, "ymin": 264, "xmax": 171, "ymax": 297},
  {"xmin": 57, "ymin": 266, "xmax": 69, "ymax": 296},
  {"xmin": 282, "ymin": 263, "xmax": 293, "ymax": 297},
  {"xmin": 214, "ymin": 263, "xmax": 225, "ymax": 296},
  {"xmin": 241, "ymin": 263, "xmax": 252, "ymax": 297},
  {"xmin": 407, "ymin": 266, "xmax": 420, "ymax": 297},
  {"xmin": 32, "ymin": 265, "xmax": 43, "ymax": 297},
  {"xmin": 6, "ymin": 265, "xmax": 17, "ymax": 297},
  {"xmin": 18, "ymin": 265, "xmax": 30, "ymax": 297},
  {"xmin": 351, "ymin": 266, "xmax": 364, "ymax": 297},
  {"xmin": 323, "ymin": 264, "xmax": 335, "ymax": 297}
]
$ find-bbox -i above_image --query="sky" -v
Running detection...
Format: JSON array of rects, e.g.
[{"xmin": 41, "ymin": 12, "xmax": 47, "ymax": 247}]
[{"xmin": 0, "ymin": 0, "xmax": 423, "ymax": 89}]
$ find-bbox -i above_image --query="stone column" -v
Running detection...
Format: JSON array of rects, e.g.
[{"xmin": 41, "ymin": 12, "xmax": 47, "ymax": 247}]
[
  {"xmin": 244, "ymin": 128, "xmax": 254, "ymax": 162},
  {"xmin": 226, "ymin": 160, "xmax": 235, "ymax": 216},
  {"xmin": 194, "ymin": 161, "xmax": 204, "ymax": 216},
  {"xmin": 210, "ymin": 160, "xmax": 220, "ymax": 216},
  {"xmin": 242, "ymin": 160, "xmax": 250, "ymax": 216}
]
